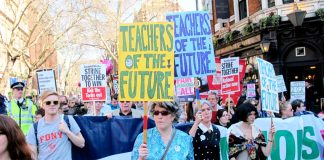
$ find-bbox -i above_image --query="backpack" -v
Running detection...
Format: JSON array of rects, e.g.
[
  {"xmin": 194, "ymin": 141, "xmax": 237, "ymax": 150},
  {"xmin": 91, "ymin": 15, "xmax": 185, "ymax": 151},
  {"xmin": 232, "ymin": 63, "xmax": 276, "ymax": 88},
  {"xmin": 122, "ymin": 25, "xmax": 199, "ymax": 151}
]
[{"xmin": 33, "ymin": 115, "xmax": 71, "ymax": 152}]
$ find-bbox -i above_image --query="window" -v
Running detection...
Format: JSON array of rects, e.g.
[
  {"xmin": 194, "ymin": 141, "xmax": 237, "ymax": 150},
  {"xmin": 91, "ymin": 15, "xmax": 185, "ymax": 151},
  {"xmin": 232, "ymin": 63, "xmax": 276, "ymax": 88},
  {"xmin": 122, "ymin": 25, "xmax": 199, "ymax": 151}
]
[
  {"xmin": 239, "ymin": 0, "xmax": 247, "ymax": 20},
  {"xmin": 268, "ymin": 0, "xmax": 275, "ymax": 8},
  {"xmin": 283, "ymin": 0, "xmax": 294, "ymax": 4}
]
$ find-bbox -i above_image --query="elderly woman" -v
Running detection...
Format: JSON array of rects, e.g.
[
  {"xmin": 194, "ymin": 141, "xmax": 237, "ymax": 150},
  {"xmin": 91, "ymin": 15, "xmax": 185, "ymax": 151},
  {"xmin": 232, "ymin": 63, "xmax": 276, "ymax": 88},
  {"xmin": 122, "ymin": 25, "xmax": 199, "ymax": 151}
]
[
  {"xmin": 228, "ymin": 103, "xmax": 275, "ymax": 160},
  {"xmin": 189, "ymin": 100, "xmax": 221, "ymax": 159},
  {"xmin": 131, "ymin": 101, "xmax": 194, "ymax": 160},
  {"xmin": 279, "ymin": 101, "xmax": 294, "ymax": 119}
]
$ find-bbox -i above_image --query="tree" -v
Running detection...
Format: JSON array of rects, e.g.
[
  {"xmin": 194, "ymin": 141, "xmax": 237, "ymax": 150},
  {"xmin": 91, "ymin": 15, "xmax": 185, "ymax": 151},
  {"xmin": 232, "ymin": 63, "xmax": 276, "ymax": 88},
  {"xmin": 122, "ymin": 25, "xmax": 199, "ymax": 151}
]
[
  {"xmin": 82, "ymin": 0, "xmax": 141, "ymax": 61},
  {"xmin": 0, "ymin": 0, "xmax": 90, "ymax": 93}
]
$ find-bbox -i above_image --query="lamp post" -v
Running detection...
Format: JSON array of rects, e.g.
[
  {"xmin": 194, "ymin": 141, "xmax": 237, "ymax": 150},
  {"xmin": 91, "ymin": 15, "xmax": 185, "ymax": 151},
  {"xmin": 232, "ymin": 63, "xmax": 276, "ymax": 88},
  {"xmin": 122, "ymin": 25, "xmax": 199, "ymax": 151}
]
[{"xmin": 260, "ymin": 41, "xmax": 271, "ymax": 53}]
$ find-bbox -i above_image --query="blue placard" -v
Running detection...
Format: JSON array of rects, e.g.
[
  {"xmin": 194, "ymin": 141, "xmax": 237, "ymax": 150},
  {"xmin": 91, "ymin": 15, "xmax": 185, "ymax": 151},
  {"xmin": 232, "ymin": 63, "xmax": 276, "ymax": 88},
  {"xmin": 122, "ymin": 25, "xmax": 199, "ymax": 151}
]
[
  {"xmin": 290, "ymin": 81, "xmax": 305, "ymax": 102},
  {"xmin": 9, "ymin": 77, "xmax": 17, "ymax": 85},
  {"xmin": 256, "ymin": 58, "xmax": 279, "ymax": 113},
  {"xmin": 166, "ymin": 11, "xmax": 216, "ymax": 78}
]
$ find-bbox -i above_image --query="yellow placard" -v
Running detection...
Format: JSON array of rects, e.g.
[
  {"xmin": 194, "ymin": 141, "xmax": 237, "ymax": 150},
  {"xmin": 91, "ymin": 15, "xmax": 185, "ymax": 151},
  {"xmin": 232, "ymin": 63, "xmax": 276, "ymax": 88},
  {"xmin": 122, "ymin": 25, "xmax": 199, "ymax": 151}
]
[{"xmin": 118, "ymin": 22, "xmax": 174, "ymax": 101}]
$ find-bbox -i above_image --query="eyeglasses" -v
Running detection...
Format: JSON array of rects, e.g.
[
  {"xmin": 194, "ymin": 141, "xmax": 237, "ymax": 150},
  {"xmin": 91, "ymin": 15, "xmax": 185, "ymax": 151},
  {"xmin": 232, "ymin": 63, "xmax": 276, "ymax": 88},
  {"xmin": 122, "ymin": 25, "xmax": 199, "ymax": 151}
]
[
  {"xmin": 45, "ymin": 101, "xmax": 59, "ymax": 105},
  {"xmin": 153, "ymin": 110, "xmax": 170, "ymax": 116},
  {"xmin": 60, "ymin": 102, "xmax": 67, "ymax": 105}
]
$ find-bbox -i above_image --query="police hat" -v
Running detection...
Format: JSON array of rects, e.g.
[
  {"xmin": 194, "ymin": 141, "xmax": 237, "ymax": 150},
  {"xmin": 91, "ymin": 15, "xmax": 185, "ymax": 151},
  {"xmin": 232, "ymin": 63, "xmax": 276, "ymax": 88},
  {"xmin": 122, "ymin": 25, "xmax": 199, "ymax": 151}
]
[{"xmin": 11, "ymin": 82, "xmax": 25, "ymax": 89}]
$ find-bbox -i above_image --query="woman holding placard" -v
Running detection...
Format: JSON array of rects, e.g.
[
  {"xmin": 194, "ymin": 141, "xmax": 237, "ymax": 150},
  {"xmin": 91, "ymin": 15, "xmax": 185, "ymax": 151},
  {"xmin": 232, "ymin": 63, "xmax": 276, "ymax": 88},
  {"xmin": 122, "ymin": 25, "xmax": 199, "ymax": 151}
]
[
  {"xmin": 131, "ymin": 101, "xmax": 194, "ymax": 160},
  {"xmin": 228, "ymin": 103, "xmax": 275, "ymax": 160}
]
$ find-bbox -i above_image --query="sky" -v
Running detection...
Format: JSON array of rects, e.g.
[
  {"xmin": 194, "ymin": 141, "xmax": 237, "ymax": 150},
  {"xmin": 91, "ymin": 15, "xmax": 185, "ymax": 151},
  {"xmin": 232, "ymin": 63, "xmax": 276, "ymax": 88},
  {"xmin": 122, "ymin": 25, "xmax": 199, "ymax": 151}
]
[{"xmin": 81, "ymin": 0, "xmax": 204, "ymax": 61}]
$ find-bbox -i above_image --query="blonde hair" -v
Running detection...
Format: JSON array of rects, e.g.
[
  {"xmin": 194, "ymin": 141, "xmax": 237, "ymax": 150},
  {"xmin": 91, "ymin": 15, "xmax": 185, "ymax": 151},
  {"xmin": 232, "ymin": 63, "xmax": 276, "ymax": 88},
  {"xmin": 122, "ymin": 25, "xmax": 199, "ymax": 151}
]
[{"xmin": 39, "ymin": 90, "xmax": 59, "ymax": 103}]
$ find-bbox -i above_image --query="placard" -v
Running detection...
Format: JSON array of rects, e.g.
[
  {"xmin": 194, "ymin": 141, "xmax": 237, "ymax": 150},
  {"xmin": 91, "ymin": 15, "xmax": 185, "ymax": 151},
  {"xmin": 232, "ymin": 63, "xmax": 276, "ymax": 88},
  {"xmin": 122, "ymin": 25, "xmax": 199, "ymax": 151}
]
[
  {"xmin": 276, "ymin": 75, "xmax": 287, "ymax": 93},
  {"xmin": 118, "ymin": 22, "xmax": 174, "ymax": 101},
  {"xmin": 257, "ymin": 58, "xmax": 279, "ymax": 113},
  {"xmin": 290, "ymin": 81, "xmax": 305, "ymax": 102},
  {"xmin": 80, "ymin": 64, "xmax": 107, "ymax": 101},
  {"xmin": 166, "ymin": 11, "xmax": 216, "ymax": 78},
  {"xmin": 176, "ymin": 78, "xmax": 195, "ymax": 96},
  {"xmin": 36, "ymin": 69, "xmax": 57, "ymax": 95},
  {"xmin": 221, "ymin": 57, "xmax": 240, "ymax": 94},
  {"xmin": 246, "ymin": 83, "xmax": 256, "ymax": 98}
]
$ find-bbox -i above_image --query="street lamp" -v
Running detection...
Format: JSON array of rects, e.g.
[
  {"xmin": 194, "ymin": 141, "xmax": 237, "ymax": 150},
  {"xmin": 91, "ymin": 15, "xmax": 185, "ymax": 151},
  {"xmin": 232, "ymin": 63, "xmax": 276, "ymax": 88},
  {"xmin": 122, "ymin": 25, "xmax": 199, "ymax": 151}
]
[
  {"xmin": 260, "ymin": 41, "xmax": 271, "ymax": 53},
  {"xmin": 287, "ymin": 3, "xmax": 306, "ymax": 27}
]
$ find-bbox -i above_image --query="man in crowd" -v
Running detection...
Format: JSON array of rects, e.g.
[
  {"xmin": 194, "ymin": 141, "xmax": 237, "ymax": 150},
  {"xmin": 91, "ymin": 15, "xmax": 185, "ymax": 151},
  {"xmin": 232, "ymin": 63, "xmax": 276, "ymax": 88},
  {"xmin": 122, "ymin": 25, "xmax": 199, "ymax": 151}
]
[
  {"xmin": 207, "ymin": 91, "xmax": 222, "ymax": 124},
  {"xmin": 59, "ymin": 95, "xmax": 69, "ymax": 114},
  {"xmin": 6, "ymin": 82, "xmax": 37, "ymax": 135},
  {"xmin": 67, "ymin": 97, "xmax": 78, "ymax": 115},
  {"xmin": 26, "ymin": 91, "xmax": 84, "ymax": 159},
  {"xmin": 106, "ymin": 101, "xmax": 142, "ymax": 118}
]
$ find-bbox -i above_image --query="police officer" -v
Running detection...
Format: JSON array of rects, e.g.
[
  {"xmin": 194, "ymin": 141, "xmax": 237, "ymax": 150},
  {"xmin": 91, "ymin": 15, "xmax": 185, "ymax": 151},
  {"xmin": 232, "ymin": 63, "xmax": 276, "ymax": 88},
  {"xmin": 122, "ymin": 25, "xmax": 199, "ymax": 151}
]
[{"xmin": 7, "ymin": 82, "xmax": 37, "ymax": 135}]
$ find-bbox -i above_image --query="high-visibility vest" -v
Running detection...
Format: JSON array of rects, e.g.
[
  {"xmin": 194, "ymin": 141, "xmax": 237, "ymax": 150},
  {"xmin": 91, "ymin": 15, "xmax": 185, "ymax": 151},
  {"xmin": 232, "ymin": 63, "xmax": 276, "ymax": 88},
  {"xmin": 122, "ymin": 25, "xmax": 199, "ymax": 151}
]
[{"xmin": 7, "ymin": 98, "xmax": 37, "ymax": 135}]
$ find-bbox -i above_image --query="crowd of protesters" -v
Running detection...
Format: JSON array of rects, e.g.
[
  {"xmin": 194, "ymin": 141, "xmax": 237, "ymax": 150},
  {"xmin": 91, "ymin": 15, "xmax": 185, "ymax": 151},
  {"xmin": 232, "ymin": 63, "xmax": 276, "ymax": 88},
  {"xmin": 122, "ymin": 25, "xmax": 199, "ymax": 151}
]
[{"xmin": 0, "ymin": 80, "xmax": 323, "ymax": 160}]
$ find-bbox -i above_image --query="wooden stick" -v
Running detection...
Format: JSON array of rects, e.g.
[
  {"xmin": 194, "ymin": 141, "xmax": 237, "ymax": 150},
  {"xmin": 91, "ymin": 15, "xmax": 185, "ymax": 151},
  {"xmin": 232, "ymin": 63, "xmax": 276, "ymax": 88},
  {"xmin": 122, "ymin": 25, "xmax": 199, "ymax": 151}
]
[
  {"xmin": 194, "ymin": 78, "xmax": 201, "ymax": 110},
  {"xmin": 143, "ymin": 102, "xmax": 148, "ymax": 144},
  {"xmin": 227, "ymin": 94, "xmax": 231, "ymax": 114}
]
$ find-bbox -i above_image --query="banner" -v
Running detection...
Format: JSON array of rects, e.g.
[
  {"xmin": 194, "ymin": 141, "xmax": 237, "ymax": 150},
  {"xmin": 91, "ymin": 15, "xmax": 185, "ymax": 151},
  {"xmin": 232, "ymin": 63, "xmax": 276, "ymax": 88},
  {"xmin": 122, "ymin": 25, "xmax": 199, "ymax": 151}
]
[
  {"xmin": 118, "ymin": 22, "xmax": 174, "ymax": 101},
  {"xmin": 166, "ymin": 11, "xmax": 216, "ymax": 78},
  {"xmin": 221, "ymin": 57, "xmax": 240, "ymax": 94},
  {"xmin": 246, "ymin": 83, "xmax": 256, "ymax": 98},
  {"xmin": 72, "ymin": 115, "xmax": 324, "ymax": 160},
  {"xmin": 36, "ymin": 69, "xmax": 57, "ymax": 95},
  {"xmin": 257, "ymin": 58, "xmax": 279, "ymax": 113},
  {"xmin": 80, "ymin": 64, "xmax": 107, "ymax": 101},
  {"xmin": 276, "ymin": 75, "xmax": 287, "ymax": 93},
  {"xmin": 291, "ymin": 81, "xmax": 305, "ymax": 102}
]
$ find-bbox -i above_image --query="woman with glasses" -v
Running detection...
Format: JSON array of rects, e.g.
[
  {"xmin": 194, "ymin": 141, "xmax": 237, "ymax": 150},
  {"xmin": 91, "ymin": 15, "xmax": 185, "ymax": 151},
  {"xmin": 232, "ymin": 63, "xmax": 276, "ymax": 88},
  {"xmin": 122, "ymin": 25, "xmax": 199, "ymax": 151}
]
[
  {"xmin": 131, "ymin": 101, "xmax": 194, "ymax": 160},
  {"xmin": 189, "ymin": 100, "xmax": 221, "ymax": 159},
  {"xmin": 216, "ymin": 109, "xmax": 231, "ymax": 128},
  {"xmin": 279, "ymin": 101, "xmax": 294, "ymax": 119},
  {"xmin": 0, "ymin": 115, "xmax": 32, "ymax": 160},
  {"xmin": 228, "ymin": 103, "xmax": 275, "ymax": 160}
]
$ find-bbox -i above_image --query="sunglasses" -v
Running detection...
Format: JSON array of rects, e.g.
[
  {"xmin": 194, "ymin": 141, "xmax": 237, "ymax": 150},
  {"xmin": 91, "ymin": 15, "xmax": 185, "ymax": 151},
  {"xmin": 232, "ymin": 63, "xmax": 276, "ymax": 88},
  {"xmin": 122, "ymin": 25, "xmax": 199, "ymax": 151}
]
[
  {"xmin": 153, "ymin": 110, "xmax": 170, "ymax": 116},
  {"xmin": 45, "ymin": 101, "xmax": 59, "ymax": 105},
  {"xmin": 60, "ymin": 102, "xmax": 67, "ymax": 105}
]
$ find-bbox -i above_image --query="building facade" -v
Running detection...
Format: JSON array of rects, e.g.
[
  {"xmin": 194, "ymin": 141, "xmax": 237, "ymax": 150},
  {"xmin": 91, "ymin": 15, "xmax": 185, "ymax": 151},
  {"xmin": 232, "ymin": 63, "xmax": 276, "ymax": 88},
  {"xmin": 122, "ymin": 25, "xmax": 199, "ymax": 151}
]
[{"xmin": 205, "ymin": 0, "xmax": 324, "ymax": 112}]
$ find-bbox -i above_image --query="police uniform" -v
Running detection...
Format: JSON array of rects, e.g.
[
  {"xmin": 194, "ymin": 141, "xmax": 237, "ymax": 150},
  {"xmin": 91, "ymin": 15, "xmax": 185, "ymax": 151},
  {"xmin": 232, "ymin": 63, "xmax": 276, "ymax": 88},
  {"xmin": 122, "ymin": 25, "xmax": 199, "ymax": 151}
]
[{"xmin": 7, "ymin": 82, "xmax": 37, "ymax": 135}]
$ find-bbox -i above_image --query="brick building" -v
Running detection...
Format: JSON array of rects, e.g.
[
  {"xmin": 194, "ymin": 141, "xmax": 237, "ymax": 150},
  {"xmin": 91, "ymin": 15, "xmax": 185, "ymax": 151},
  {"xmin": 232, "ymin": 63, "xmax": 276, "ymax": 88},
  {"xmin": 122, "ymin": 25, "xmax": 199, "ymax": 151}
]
[{"xmin": 205, "ymin": 0, "xmax": 324, "ymax": 112}]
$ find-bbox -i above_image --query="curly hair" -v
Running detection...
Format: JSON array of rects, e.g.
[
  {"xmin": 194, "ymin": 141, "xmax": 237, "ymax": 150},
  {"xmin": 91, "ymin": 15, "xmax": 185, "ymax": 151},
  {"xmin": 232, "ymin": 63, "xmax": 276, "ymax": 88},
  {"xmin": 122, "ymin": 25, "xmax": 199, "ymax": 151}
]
[
  {"xmin": 149, "ymin": 100, "xmax": 181, "ymax": 122},
  {"xmin": 0, "ymin": 115, "xmax": 32, "ymax": 160}
]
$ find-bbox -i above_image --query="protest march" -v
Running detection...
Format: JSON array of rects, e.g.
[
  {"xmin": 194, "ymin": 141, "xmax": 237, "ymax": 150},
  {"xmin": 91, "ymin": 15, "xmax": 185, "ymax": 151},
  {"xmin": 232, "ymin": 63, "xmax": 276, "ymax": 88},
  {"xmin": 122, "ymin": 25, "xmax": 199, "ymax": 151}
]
[{"xmin": 0, "ymin": 9, "xmax": 323, "ymax": 160}]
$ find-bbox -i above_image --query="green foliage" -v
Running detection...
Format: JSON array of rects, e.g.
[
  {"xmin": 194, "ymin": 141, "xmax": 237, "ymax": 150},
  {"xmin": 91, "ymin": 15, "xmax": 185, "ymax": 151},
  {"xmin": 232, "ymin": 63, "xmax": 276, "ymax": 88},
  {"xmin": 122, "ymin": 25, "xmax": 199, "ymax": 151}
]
[
  {"xmin": 224, "ymin": 32, "xmax": 233, "ymax": 43},
  {"xmin": 315, "ymin": 8, "xmax": 324, "ymax": 21},
  {"xmin": 259, "ymin": 14, "xmax": 281, "ymax": 29},
  {"xmin": 242, "ymin": 23, "xmax": 254, "ymax": 36}
]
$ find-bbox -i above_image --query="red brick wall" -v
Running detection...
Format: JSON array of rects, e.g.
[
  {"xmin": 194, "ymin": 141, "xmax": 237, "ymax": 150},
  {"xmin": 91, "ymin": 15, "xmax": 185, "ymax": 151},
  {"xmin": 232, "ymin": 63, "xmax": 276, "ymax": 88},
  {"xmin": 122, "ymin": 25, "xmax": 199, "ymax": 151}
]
[{"xmin": 248, "ymin": 0, "xmax": 261, "ymax": 16}]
